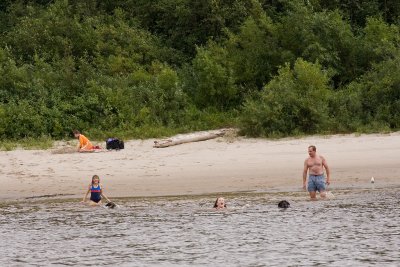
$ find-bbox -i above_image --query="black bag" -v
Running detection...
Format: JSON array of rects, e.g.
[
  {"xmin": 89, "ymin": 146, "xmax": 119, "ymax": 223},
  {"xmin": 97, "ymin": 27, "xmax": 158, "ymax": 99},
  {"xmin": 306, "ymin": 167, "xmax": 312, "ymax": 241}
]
[{"xmin": 106, "ymin": 138, "xmax": 124, "ymax": 150}]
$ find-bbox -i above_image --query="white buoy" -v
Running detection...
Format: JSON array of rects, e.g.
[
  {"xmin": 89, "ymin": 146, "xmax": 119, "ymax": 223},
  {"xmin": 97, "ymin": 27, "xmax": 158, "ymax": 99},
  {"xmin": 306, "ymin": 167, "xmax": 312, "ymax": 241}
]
[{"xmin": 371, "ymin": 177, "xmax": 375, "ymax": 183}]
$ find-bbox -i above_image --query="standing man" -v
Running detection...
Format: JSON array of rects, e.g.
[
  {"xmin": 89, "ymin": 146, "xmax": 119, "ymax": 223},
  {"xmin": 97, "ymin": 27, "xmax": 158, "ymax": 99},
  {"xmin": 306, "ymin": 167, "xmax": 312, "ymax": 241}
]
[
  {"xmin": 73, "ymin": 130, "xmax": 94, "ymax": 152},
  {"xmin": 303, "ymin": 145, "xmax": 331, "ymax": 200}
]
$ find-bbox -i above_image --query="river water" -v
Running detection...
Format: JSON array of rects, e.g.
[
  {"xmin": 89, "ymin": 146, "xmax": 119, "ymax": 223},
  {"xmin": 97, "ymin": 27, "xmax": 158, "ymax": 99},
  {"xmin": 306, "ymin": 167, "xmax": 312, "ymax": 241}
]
[{"xmin": 1, "ymin": 187, "xmax": 399, "ymax": 266}]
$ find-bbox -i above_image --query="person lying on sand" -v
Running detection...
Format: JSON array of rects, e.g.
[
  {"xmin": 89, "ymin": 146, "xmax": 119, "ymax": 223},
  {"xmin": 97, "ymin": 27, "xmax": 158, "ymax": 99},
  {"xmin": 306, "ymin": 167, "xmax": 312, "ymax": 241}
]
[
  {"xmin": 82, "ymin": 175, "xmax": 112, "ymax": 206},
  {"xmin": 73, "ymin": 130, "xmax": 94, "ymax": 152}
]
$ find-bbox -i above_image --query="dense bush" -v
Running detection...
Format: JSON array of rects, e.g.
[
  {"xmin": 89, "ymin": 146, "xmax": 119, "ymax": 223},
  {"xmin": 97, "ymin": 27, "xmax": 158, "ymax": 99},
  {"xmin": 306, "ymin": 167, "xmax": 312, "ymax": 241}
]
[
  {"xmin": 0, "ymin": 0, "xmax": 399, "ymax": 142},
  {"xmin": 240, "ymin": 59, "xmax": 332, "ymax": 137},
  {"xmin": 357, "ymin": 54, "xmax": 400, "ymax": 129}
]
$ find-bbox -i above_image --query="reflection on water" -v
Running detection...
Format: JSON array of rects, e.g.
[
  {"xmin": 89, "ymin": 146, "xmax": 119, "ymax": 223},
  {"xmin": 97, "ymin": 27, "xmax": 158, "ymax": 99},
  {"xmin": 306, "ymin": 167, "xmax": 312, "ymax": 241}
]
[{"xmin": 1, "ymin": 188, "xmax": 399, "ymax": 266}]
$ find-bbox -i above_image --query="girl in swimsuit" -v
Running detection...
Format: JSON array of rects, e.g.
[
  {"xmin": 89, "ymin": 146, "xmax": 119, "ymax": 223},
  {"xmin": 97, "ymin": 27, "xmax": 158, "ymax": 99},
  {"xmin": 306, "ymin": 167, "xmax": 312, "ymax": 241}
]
[{"xmin": 82, "ymin": 175, "xmax": 111, "ymax": 205}]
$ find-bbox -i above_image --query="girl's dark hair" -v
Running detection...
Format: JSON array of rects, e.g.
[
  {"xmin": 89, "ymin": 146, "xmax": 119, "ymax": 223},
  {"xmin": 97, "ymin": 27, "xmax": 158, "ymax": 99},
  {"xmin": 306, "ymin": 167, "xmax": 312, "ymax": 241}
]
[
  {"xmin": 73, "ymin": 130, "xmax": 81, "ymax": 135},
  {"xmin": 213, "ymin": 197, "xmax": 227, "ymax": 208},
  {"xmin": 91, "ymin": 175, "xmax": 100, "ymax": 184}
]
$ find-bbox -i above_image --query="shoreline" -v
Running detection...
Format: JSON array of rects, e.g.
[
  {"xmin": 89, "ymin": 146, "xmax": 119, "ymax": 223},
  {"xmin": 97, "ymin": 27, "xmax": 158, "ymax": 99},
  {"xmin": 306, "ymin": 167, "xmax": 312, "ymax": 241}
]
[
  {"xmin": 1, "ymin": 132, "xmax": 399, "ymax": 202},
  {"xmin": 3, "ymin": 185, "xmax": 399, "ymax": 207}
]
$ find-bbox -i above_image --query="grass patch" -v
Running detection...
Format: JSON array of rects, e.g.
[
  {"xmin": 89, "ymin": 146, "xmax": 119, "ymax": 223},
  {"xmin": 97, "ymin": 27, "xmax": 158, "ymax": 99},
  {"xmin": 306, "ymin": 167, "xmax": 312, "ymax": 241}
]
[{"xmin": 0, "ymin": 136, "xmax": 54, "ymax": 151}]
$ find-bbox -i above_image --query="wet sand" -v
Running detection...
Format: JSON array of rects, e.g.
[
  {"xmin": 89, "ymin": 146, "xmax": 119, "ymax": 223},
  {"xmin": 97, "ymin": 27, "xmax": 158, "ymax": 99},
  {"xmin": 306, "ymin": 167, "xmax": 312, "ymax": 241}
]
[{"xmin": 1, "ymin": 132, "xmax": 399, "ymax": 201}]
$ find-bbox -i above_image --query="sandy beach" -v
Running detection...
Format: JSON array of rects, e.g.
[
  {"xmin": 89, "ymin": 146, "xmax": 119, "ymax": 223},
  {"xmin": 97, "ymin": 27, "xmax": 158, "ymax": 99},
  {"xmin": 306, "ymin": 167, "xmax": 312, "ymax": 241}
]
[{"xmin": 1, "ymin": 132, "xmax": 399, "ymax": 201}]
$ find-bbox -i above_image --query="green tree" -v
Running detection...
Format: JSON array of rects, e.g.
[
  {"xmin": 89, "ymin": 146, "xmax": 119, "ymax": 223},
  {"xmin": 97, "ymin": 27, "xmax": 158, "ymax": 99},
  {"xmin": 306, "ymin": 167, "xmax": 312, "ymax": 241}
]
[
  {"xmin": 240, "ymin": 59, "xmax": 332, "ymax": 137},
  {"xmin": 360, "ymin": 17, "xmax": 400, "ymax": 64},
  {"xmin": 357, "ymin": 53, "xmax": 400, "ymax": 129},
  {"xmin": 122, "ymin": 0, "xmax": 254, "ymax": 59},
  {"xmin": 316, "ymin": 0, "xmax": 400, "ymax": 27},
  {"xmin": 225, "ymin": 8, "xmax": 282, "ymax": 89},
  {"xmin": 276, "ymin": 1, "xmax": 359, "ymax": 87},
  {"xmin": 182, "ymin": 1, "xmax": 283, "ymax": 109},
  {"xmin": 182, "ymin": 44, "xmax": 238, "ymax": 109}
]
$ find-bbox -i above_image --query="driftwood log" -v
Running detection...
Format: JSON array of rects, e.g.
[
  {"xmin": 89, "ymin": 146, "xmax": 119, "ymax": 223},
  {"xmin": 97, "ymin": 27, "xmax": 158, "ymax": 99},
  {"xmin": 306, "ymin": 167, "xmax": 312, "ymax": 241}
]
[{"xmin": 153, "ymin": 129, "xmax": 230, "ymax": 148}]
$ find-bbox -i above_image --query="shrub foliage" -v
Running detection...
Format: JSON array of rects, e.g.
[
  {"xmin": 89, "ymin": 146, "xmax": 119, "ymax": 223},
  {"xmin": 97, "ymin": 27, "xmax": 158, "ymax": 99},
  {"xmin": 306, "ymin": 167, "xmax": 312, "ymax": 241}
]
[{"xmin": 0, "ymin": 0, "xmax": 399, "ymax": 141}]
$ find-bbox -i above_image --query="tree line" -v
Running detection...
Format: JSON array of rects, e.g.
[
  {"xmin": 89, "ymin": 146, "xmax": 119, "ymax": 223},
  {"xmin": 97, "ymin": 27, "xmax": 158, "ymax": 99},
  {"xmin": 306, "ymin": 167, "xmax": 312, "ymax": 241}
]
[{"xmin": 0, "ymin": 0, "xmax": 399, "ymax": 140}]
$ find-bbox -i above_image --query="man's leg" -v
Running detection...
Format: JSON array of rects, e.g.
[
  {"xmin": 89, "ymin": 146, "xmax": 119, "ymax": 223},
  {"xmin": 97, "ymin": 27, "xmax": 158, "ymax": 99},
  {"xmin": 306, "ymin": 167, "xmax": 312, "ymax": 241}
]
[
  {"xmin": 316, "ymin": 176, "xmax": 327, "ymax": 199},
  {"xmin": 308, "ymin": 176, "xmax": 317, "ymax": 200}
]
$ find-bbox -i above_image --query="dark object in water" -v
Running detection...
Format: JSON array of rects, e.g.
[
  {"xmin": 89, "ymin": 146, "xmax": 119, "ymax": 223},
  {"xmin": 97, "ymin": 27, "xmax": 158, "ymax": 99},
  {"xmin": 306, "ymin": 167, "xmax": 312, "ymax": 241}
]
[
  {"xmin": 278, "ymin": 200, "xmax": 290, "ymax": 209},
  {"xmin": 106, "ymin": 202, "xmax": 116, "ymax": 209}
]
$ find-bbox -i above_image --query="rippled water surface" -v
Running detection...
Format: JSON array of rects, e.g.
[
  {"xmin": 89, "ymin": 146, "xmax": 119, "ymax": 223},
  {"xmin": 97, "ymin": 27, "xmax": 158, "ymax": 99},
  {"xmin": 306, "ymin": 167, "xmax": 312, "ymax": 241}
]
[{"xmin": 1, "ymin": 188, "xmax": 399, "ymax": 266}]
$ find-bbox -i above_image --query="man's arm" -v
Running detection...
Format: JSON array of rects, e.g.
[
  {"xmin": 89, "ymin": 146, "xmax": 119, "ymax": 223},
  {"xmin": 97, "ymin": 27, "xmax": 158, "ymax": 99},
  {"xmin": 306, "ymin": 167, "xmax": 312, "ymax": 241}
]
[
  {"xmin": 302, "ymin": 160, "xmax": 308, "ymax": 190},
  {"xmin": 322, "ymin": 156, "xmax": 330, "ymax": 185}
]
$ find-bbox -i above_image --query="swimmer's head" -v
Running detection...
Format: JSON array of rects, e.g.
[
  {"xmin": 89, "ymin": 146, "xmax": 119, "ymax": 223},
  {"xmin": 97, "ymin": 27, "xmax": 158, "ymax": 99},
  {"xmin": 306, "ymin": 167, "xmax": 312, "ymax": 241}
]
[
  {"xmin": 278, "ymin": 200, "xmax": 290, "ymax": 209},
  {"xmin": 214, "ymin": 197, "xmax": 226, "ymax": 209}
]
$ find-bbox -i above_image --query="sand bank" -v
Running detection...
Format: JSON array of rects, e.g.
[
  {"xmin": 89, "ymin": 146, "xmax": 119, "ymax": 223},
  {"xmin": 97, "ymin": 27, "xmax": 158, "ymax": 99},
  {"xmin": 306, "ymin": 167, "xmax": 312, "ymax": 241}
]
[{"xmin": 1, "ymin": 132, "xmax": 399, "ymax": 201}]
